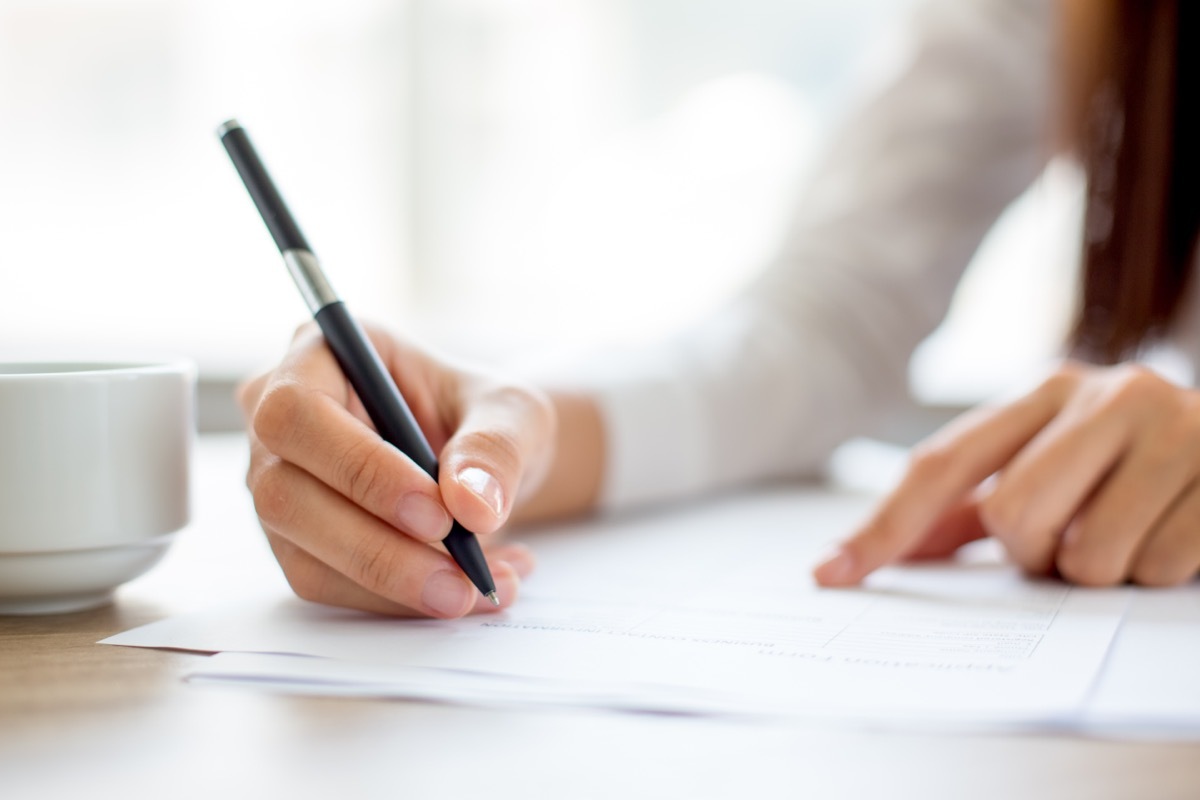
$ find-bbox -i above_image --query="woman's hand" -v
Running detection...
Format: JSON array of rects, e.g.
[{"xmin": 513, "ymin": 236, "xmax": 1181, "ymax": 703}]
[
  {"xmin": 238, "ymin": 322, "xmax": 557, "ymax": 618},
  {"xmin": 815, "ymin": 361, "xmax": 1200, "ymax": 588}
]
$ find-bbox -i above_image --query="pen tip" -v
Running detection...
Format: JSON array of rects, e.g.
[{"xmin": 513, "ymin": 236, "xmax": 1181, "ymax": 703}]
[{"xmin": 486, "ymin": 591, "xmax": 500, "ymax": 607}]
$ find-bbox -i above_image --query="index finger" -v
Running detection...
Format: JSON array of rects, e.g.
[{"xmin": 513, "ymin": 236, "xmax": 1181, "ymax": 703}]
[
  {"xmin": 239, "ymin": 324, "xmax": 352, "ymax": 428},
  {"xmin": 251, "ymin": 326, "xmax": 454, "ymax": 544},
  {"xmin": 813, "ymin": 381, "xmax": 1068, "ymax": 586}
]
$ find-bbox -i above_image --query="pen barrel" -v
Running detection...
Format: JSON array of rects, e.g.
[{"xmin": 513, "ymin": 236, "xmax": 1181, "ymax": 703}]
[
  {"xmin": 315, "ymin": 300, "xmax": 497, "ymax": 597},
  {"xmin": 443, "ymin": 521, "xmax": 495, "ymax": 595},
  {"xmin": 219, "ymin": 124, "xmax": 312, "ymax": 254},
  {"xmin": 315, "ymin": 301, "xmax": 439, "ymax": 477},
  {"xmin": 217, "ymin": 119, "xmax": 496, "ymax": 599}
]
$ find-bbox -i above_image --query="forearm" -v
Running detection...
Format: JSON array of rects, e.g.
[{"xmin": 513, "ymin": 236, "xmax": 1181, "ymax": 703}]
[{"xmin": 514, "ymin": 0, "xmax": 1052, "ymax": 520}]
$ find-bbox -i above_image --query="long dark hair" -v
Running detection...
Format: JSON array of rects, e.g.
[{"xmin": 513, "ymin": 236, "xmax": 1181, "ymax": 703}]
[{"xmin": 1071, "ymin": 0, "xmax": 1200, "ymax": 363}]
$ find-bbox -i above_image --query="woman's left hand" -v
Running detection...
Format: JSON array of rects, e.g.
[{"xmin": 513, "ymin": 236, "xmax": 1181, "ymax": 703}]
[{"xmin": 814, "ymin": 361, "xmax": 1200, "ymax": 588}]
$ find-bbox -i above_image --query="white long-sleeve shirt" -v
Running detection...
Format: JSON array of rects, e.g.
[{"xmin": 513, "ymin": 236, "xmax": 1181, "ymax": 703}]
[
  {"xmin": 581, "ymin": 0, "xmax": 1200, "ymax": 511},
  {"xmin": 583, "ymin": 0, "xmax": 1050, "ymax": 509}
]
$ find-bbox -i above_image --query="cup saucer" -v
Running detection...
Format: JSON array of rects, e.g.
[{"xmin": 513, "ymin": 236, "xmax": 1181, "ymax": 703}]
[{"xmin": 0, "ymin": 535, "xmax": 177, "ymax": 615}]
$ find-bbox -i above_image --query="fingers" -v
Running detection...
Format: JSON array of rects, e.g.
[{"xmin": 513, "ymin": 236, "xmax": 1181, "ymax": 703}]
[
  {"xmin": 438, "ymin": 382, "xmax": 557, "ymax": 535},
  {"xmin": 816, "ymin": 362, "xmax": 1200, "ymax": 590},
  {"xmin": 1130, "ymin": 481, "xmax": 1200, "ymax": 586},
  {"xmin": 236, "ymin": 371, "xmax": 270, "ymax": 420},
  {"xmin": 813, "ymin": 379, "xmax": 1068, "ymax": 586},
  {"xmin": 265, "ymin": 529, "xmax": 529, "ymax": 616},
  {"xmin": 248, "ymin": 325, "xmax": 456, "ymax": 543},
  {"xmin": 241, "ymin": 322, "xmax": 555, "ymax": 617},
  {"xmin": 273, "ymin": 531, "xmax": 532, "ymax": 615},
  {"xmin": 254, "ymin": 379, "xmax": 453, "ymax": 543},
  {"xmin": 252, "ymin": 456, "xmax": 476, "ymax": 618},
  {"xmin": 254, "ymin": 327, "xmax": 556, "ymax": 542},
  {"xmin": 976, "ymin": 389, "xmax": 1130, "ymax": 574},
  {"xmin": 985, "ymin": 366, "xmax": 1199, "ymax": 584},
  {"xmin": 1051, "ymin": 425, "xmax": 1197, "ymax": 585}
]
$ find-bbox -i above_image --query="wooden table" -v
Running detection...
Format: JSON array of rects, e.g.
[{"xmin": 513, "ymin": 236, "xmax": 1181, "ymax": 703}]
[{"xmin": 3, "ymin": 435, "xmax": 1199, "ymax": 799}]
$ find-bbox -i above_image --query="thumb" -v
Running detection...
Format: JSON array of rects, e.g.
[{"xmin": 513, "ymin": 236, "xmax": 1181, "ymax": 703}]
[{"xmin": 437, "ymin": 383, "xmax": 555, "ymax": 536}]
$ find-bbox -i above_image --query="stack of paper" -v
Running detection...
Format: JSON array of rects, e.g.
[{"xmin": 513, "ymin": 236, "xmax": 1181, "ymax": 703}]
[{"xmin": 102, "ymin": 489, "xmax": 1200, "ymax": 737}]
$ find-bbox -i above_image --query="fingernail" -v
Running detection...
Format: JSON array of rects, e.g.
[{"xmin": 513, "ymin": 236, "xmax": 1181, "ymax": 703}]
[
  {"xmin": 396, "ymin": 493, "xmax": 452, "ymax": 541},
  {"xmin": 814, "ymin": 547, "xmax": 856, "ymax": 585},
  {"xmin": 422, "ymin": 570, "xmax": 473, "ymax": 618},
  {"xmin": 457, "ymin": 467, "xmax": 505, "ymax": 518}
]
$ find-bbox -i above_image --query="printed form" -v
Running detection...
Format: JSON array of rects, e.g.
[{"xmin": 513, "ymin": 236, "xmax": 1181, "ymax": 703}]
[{"xmin": 105, "ymin": 490, "xmax": 1129, "ymax": 726}]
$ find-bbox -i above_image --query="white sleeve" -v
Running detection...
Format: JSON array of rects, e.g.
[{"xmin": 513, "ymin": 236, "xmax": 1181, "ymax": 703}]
[{"xmin": 587, "ymin": 0, "xmax": 1054, "ymax": 510}]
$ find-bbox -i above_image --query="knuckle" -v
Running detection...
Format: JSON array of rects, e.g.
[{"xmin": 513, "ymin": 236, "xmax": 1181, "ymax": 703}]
[
  {"xmin": 253, "ymin": 381, "xmax": 308, "ymax": 452},
  {"xmin": 484, "ymin": 380, "xmax": 552, "ymax": 418},
  {"xmin": 1056, "ymin": 546, "xmax": 1124, "ymax": 587},
  {"xmin": 978, "ymin": 490, "xmax": 1054, "ymax": 572},
  {"xmin": 1009, "ymin": 548, "xmax": 1054, "ymax": 577},
  {"xmin": 482, "ymin": 380, "xmax": 553, "ymax": 426},
  {"xmin": 1130, "ymin": 555, "xmax": 1188, "ymax": 588},
  {"xmin": 977, "ymin": 490, "xmax": 1022, "ymax": 540},
  {"xmin": 1101, "ymin": 365, "xmax": 1164, "ymax": 411},
  {"xmin": 245, "ymin": 441, "xmax": 279, "ymax": 492},
  {"xmin": 459, "ymin": 427, "xmax": 524, "ymax": 477},
  {"xmin": 512, "ymin": 382, "xmax": 556, "ymax": 432},
  {"xmin": 235, "ymin": 373, "xmax": 267, "ymax": 417},
  {"xmin": 245, "ymin": 457, "xmax": 265, "ymax": 493},
  {"xmin": 251, "ymin": 463, "xmax": 297, "ymax": 529},
  {"xmin": 1041, "ymin": 361, "xmax": 1086, "ymax": 398},
  {"xmin": 291, "ymin": 320, "xmax": 318, "ymax": 342},
  {"xmin": 486, "ymin": 382, "xmax": 536, "ymax": 411},
  {"xmin": 245, "ymin": 451, "xmax": 265, "ymax": 492},
  {"xmin": 333, "ymin": 439, "xmax": 389, "ymax": 508},
  {"xmin": 345, "ymin": 537, "xmax": 402, "ymax": 597}
]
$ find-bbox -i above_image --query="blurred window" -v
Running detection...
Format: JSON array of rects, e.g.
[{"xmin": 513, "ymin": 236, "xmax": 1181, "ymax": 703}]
[{"xmin": 0, "ymin": 0, "xmax": 1075, "ymax": 405}]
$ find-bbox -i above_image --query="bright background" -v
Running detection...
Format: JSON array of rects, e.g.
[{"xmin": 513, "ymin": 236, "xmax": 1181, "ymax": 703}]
[{"xmin": 0, "ymin": 0, "xmax": 1082, "ymax": 428}]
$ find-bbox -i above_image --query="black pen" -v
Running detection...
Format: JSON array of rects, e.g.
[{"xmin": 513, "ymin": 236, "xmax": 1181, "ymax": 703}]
[{"xmin": 217, "ymin": 119, "xmax": 499, "ymax": 606}]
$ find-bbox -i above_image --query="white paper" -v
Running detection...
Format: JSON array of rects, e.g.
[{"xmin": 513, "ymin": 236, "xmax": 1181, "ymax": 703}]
[
  {"xmin": 185, "ymin": 652, "xmax": 767, "ymax": 715},
  {"xmin": 1078, "ymin": 587, "xmax": 1200, "ymax": 738},
  {"xmin": 103, "ymin": 489, "xmax": 1133, "ymax": 727}
]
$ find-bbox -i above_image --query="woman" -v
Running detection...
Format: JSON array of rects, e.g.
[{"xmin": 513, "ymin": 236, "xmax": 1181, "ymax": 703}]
[{"xmin": 238, "ymin": 0, "xmax": 1200, "ymax": 618}]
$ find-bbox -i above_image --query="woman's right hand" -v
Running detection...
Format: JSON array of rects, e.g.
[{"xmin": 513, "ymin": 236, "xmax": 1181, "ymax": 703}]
[{"xmin": 237, "ymin": 322, "xmax": 572, "ymax": 619}]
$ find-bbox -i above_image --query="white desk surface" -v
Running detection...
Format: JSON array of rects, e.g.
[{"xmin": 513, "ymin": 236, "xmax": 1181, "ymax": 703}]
[{"xmin": 2, "ymin": 434, "xmax": 1198, "ymax": 800}]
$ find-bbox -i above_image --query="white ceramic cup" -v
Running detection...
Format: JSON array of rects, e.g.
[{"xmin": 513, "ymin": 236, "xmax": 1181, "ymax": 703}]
[{"xmin": 0, "ymin": 360, "xmax": 194, "ymax": 614}]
